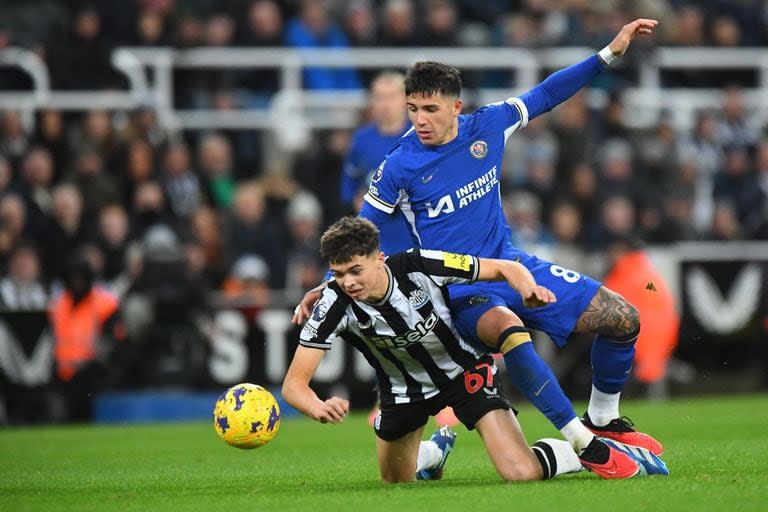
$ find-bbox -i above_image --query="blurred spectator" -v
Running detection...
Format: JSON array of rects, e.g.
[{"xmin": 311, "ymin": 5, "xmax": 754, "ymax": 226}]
[
  {"xmin": 718, "ymin": 86, "xmax": 760, "ymax": 152},
  {"xmin": 70, "ymin": 150, "xmax": 121, "ymax": 219},
  {"xmin": 97, "ymin": 204, "xmax": 132, "ymax": 283},
  {"xmin": 0, "ymin": 243, "xmax": 48, "ymax": 310},
  {"xmin": 31, "ymin": 110, "xmax": 68, "ymax": 180},
  {"xmin": 705, "ymin": 201, "xmax": 743, "ymax": 241},
  {"xmin": 131, "ymin": 181, "xmax": 173, "ymax": 237},
  {"xmin": 228, "ymin": 181, "xmax": 286, "ymax": 288},
  {"xmin": 503, "ymin": 190, "xmax": 554, "ymax": 250},
  {"xmin": 41, "ymin": 184, "xmax": 88, "ymax": 284},
  {"xmin": 422, "ymin": 0, "xmax": 460, "ymax": 46},
  {"xmin": 564, "ymin": 161, "xmax": 599, "ymax": 231},
  {"xmin": 198, "ymin": 133, "xmax": 235, "ymax": 208},
  {"xmin": 667, "ymin": 4, "xmax": 705, "ymax": 46},
  {"xmin": 221, "ymin": 254, "xmax": 271, "ymax": 321},
  {"xmin": 284, "ymin": 0, "xmax": 362, "ymax": 90},
  {"xmin": 237, "ymin": 0, "xmax": 283, "ymax": 98},
  {"xmin": 502, "ymin": 117, "xmax": 558, "ymax": 190},
  {"xmin": 292, "ymin": 129, "xmax": 350, "ymax": 226},
  {"xmin": 340, "ymin": 71, "xmax": 409, "ymax": 209},
  {"xmin": 284, "ymin": 190, "xmax": 325, "ymax": 291},
  {"xmin": 0, "ymin": 194, "xmax": 29, "ymax": 245},
  {"xmin": 0, "ymin": 110, "xmax": 30, "ymax": 170},
  {"xmin": 380, "ymin": 0, "xmax": 420, "ymax": 46},
  {"xmin": 161, "ymin": 142, "xmax": 205, "ymax": 221},
  {"xmin": 713, "ymin": 146, "xmax": 763, "ymax": 235},
  {"xmin": 636, "ymin": 115, "xmax": 678, "ymax": 187},
  {"xmin": 119, "ymin": 105, "xmax": 166, "ymax": 149},
  {"xmin": 175, "ymin": 12, "xmax": 204, "ymax": 47},
  {"xmin": 0, "ymin": 156, "xmax": 13, "ymax": 196},
  {"xmin": 681, "ymin": 109, "xmax": 722, "ymax": 180},
  {"xmin": 134, "ymin": 8, "xmax": 172, "ymax": 46},
  {"xmin": 710, "ymin": 15, "xmax": 741, "ymax": 47},
  {"xmin": 588, "ymin": 194, "xmax": 637, "ymax": 249},
  {"xmin": 598, "ymin": 138, "xmax": 641, "ymax": 201},
  {"xmin": 551, "ymin": 93, "xmax": 591, "ymax": 182},
  {"xmin": 343, "ymin": 0, "xmax": 378, "ymax": 47},
  {"xmin": 191, "ymin": 206, "xmax": 231, "ymax": 288},
  {"xmin": 47, "ymin": 6, "xmax": 123, "ymax": 90},
  {"xmin": 121, "ymin": 139, "xmax": 158, "ymax": 208},
  {"xmin": 522, "ymin": 145, "xmax": 557, "ymax": 207},
  {"xmin": 49, "ymin": 257, "xmax": 124, "ymax": 420},
  {"xmin": 68, "ymin": 110, "xmax": 120, "ymax": 171},
  {"xmin": 19, "ymin": 147, "xmax": 55, "ymax": 222}
]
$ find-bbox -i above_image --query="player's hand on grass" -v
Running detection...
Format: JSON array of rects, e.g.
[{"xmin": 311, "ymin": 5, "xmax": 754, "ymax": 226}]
[
  {"xmin": 521, "ymin": 285, "xmax": 556, "ymax": 309},
  {"xmin": 292, "ymin": 287, "xmax": 323, "ymax": 324},
  {"xmin": 314, "ymin": 397, "xmax": 350, "ymax": 424},
  {"xmin": 607, "ymin": 18, "xmax": 658, "ymax": 56}
]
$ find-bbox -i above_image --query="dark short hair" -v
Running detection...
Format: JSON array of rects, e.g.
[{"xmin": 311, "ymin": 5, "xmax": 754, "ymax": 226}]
[
  {"xmin": 320, "ymin": 216, "xmax": 380, "ymax": 264},
  {"xmin": 404, "ymin": 61, "xmax": 462, "ymax": 98}
]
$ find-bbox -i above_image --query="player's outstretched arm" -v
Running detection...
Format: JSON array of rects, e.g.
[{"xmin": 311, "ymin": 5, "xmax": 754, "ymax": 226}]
[
  {"xmin": 476, "ymin": 258, "xmax": 556, "ymax": 308},
  {"xmin": 517, "ymin": 17, "xmax": 658, "ymax": 122},
  {"xmin": 282, "ymin": 345, "xmax": 350, "ymax": 423}
]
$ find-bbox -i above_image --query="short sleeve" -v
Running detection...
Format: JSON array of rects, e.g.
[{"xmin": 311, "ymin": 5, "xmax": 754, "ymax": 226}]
[
  {"xmin": 363, "ymin": 155, "xmax": 403, "ymax": 215},
  {"xmin": 393, "ymin": 249, "xmax": 480, "ymax": 286},
  {"xmin": 299, "ymin": 287, "xmax": 348, "ymax": 350},
  {"xmin": 475, "ymin": 98, "xmax": 529, "ymax": 141}
]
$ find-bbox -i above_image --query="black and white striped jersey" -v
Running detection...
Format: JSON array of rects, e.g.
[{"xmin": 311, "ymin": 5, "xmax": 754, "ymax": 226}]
[{"xmin": 299, "ymin": 249, "xmax": 494, "ymax": 406}]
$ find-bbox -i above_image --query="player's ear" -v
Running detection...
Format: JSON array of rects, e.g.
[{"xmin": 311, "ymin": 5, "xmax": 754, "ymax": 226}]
[
  {"xmin": 377, "ymin": 251, "xmax": 385, "ymax": 265},
  {"xmin": 453, "ymin": 99, "xmax": 463, "ymax": 115}
]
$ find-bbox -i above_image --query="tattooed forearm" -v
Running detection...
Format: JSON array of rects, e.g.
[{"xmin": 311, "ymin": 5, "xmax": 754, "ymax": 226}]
[{"xmin": 575, "ymin": 287, "xmax": 640, "ymax": 338}]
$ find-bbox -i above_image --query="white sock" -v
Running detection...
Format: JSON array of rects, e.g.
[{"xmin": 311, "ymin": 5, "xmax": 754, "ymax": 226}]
[
  {"xmin": 587, "ymin": 385, "xmax": 621, "ymax": 427},
  {"xmin": 532, "ymin": 438, "xmax": 583, "ymax": 479},
  {"xmin": 416, "ymin": 441, "xmax": 442, "ymax": 472},
  {"xmin": 559, "ymin": 417, "xmax": 596, "ymax": 453}
]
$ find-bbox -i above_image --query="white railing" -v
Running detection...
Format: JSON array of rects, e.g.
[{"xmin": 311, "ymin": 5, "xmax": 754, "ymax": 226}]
[{"xmin": 1, "ymin": 46, "xmax": 767, "ymax": 135}]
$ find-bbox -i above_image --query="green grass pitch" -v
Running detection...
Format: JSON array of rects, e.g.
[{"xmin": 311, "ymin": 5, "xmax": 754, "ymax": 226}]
[{"xmin": 1, "ymin": 394, "xmax": 766, "ymax": 512}]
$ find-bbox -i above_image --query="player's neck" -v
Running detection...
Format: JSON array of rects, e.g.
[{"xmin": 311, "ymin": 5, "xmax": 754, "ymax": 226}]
[{"xmin": 365, "ymin": 266, "xmax": 391, "ymax": 303}]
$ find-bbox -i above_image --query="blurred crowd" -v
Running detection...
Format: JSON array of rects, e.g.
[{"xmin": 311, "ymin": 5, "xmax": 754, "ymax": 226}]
[{"xmin": 0, "ymin": 0, "xmax": 766, "ymax": 313}]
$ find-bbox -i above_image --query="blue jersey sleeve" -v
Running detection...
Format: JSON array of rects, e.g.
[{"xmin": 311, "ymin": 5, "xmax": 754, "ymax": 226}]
[
  {"xmin": 363, "ymin": 154, "xmax": 403, "ymax": 215},
  {"xmin": 359, "ymin": 202, "xmax": 403, "ymax": 255},
  {"xmin": 518, "ymin": 54, "xmax": 605, "ymax": 121}
]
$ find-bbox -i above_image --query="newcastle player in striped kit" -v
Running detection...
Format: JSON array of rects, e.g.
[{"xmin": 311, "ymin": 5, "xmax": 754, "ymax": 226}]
[{"xmin": 282, "ymin": 217, "xmax": 667, "ymax": 483}]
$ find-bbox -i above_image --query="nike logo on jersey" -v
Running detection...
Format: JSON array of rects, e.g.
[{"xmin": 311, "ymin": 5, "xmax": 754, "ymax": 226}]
[
  {"xmin": 421, "ymin": 174, "xmax": 434, "ymax": 184},
  {"xmin": 533, "ymin": 379, "xmax": 551, "ymax": 396}
]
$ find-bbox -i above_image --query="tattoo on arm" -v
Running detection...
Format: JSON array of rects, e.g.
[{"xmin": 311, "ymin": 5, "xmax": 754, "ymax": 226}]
[{"xmin": 576, "ymin": 287, "xmax": 639, "ymax": 338}]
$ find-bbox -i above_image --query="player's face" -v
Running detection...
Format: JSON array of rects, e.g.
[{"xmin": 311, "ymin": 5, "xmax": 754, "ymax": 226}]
[
  {"xmin": 371, "ymin": 78, "xmax": 406, "ymax": 128},
  {"xmin": 407, "ymin": 92, "xmax": 462, "ymax": 146},
  {"xmin": 330, "ymin": 251, "xmax": 388, "ymax": 302}
]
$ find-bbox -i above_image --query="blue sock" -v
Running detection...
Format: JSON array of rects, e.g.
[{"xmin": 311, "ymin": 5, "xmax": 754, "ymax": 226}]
[
  {"xmin": 498, "ymin": 327, "xmax": 577, "ymax": 429},
  {"xmin": 591, "ymin": 333, "xmax": 638, "ymax": 394}
]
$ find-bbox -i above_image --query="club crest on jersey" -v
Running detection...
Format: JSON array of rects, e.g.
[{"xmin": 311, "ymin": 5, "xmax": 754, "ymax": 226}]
[
  {"xmin": 311, "ymin": 302, "xmax": 327, "ymax": 322},
  {"xmin": 371, "ymin": 161, "xmax": 385, "ymax": 182},
  {"xmin": 408, "ymin": 289, "xmax": 429, "ymax": 308},
  {"xmin": 470, "ymin": 140, "xmax": 488, "ymax": 159}
]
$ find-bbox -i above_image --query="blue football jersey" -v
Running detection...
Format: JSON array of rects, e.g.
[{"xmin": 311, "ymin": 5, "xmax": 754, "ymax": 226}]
[
  {"xmin": 342, "ymin": 120, "xmax": 416, "ymax": 254},
  {"xmin": 364, "ymin": 97, "xmax": 530, "ymax": 259}
]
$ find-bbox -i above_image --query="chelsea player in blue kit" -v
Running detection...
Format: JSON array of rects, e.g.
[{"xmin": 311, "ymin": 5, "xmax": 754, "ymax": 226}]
[
  {"xmin": 361, "ymin": 19, "xmax": 665, "ymax": 479},
  {"xmin": 294, "ymin": 18, "xmax": 664, "ymax": 479}
]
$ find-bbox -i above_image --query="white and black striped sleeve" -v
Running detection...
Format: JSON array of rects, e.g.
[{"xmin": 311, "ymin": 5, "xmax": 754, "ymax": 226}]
[
  {"xmin": 393, "ymin": 249, "xmax": 479, "ymax": 286},
  {"xmin": 298, "ymin": 287, "xmax": 348, "ymax": 350}
]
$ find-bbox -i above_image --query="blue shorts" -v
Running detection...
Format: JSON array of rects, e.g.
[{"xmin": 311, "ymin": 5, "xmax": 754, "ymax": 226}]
[{"xmin": 449, "ymin": 252, "xmax": 601, "ymax": 347}]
